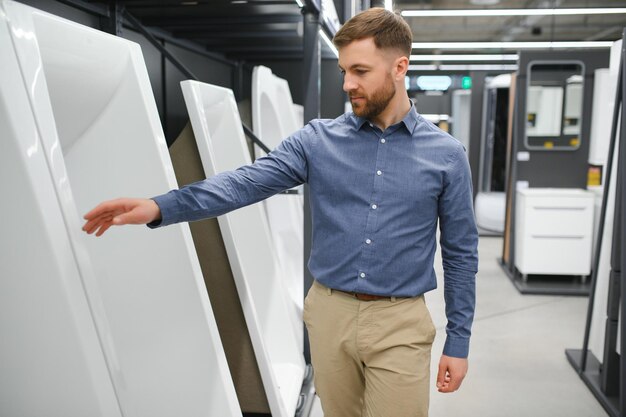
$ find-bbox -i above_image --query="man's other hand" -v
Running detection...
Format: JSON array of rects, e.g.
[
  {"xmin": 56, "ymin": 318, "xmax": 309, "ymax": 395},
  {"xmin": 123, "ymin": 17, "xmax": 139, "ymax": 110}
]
[
  {"xmin": 436, "ymin": 354, "xmax": 468, "ymax": 393},
  {"xmin": 82, "ymin": 198, "xmax": 161, "ymax": 237}
]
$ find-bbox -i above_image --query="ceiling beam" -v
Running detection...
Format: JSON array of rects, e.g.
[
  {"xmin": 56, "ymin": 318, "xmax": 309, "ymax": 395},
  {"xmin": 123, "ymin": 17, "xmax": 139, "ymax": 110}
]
[{"xmin": 139, "ymin": 13, "xmax": 302, "ymax": 26}]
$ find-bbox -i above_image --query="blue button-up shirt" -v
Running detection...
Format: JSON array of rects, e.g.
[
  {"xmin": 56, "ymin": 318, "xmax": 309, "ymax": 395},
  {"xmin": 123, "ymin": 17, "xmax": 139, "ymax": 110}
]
[{"xmin": 152, "ymin": 104, "xmax": 478, "ymax": 358}]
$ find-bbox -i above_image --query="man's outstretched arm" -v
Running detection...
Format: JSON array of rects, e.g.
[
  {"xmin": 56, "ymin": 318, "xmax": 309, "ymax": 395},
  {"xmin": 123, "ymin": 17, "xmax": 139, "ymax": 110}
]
[{"xmin": 82, "ymin": 124, "xmax": 313, "ymax": 236}]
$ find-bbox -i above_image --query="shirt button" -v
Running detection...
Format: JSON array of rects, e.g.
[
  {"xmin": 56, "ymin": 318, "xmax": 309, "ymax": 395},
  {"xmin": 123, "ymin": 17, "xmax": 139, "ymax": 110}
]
[
  {"xmin": 365, "ymin": 238, "xmax": 372, "ymax": 244},
  {"xmin": 371, "ymin": 204, "xmax": 378, "ymax": 210},
  {"xmin": 376, "ymin": 170, "xmax": 382, "ymax": 176},
  {"xmin": 380, "ymin": 138, "xmax": 386, "ymax": 144},
  {"xmin": 359, "ymin": 272, "xmax": 366, "ymax": 278}
]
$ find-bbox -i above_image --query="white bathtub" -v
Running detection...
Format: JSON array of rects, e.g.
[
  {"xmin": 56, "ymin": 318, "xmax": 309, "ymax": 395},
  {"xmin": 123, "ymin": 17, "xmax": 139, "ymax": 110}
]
[
  {"xmin": 0, "ymin": 2, "xmax": 240, "ymax": 416},
  {"xmin": 181, "ymin": 80, "xmax": 306, "ymax": 417},
  {"xmin": 252, "ymin": 65, "xmax": 305, "ymax": 353}
]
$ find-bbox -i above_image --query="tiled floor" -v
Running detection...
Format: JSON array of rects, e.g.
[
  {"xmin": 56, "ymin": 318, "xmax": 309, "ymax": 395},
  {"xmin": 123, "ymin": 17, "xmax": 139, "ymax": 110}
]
[{"xmin": 309, "ymin": 236, "xmax": 608, "ymax": 417}]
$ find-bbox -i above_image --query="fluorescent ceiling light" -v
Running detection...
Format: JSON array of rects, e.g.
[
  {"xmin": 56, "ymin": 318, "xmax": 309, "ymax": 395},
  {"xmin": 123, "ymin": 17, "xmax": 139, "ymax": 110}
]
[
  {"xmin": 409, "ymin": 64, "xmax": 518, "ymax": 71},
  {"xmin": 319, "ymin": 30, "xmax": 338, "ymax": 57},
  {"xmin": 402, "ymin": 7, "xmax": 626, "ymax": 17},
  {"xmin": 412, "ymin": 41, "xmax": 612, "ymax": 49},
  {"xmin": 294, "ymin": 0, "xmax": 304, "ymax": 7},
  {"xmin": 440, "ymin": 64, "xmax": 518, "ymax": 70},
  {"xmin": 410, "ymin": 54, "xmax": 518, "ymax": 61},
  {"xmin": 385, "ymin": 0, "xmax": 393, "ymax": 11}
]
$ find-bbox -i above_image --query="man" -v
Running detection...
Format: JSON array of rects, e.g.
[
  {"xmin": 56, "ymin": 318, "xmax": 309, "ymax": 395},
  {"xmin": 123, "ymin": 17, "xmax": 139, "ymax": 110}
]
[{"xmin": 83, "ymin": 8, "xmax": 478, "ymax": 417}]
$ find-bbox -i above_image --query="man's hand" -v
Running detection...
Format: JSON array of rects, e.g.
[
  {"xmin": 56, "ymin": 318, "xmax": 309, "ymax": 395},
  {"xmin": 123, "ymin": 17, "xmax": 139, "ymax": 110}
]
[
  {"xmin": 82, "ymin": 198, "xmax": 161, "ymax": 237},
  {"xmin": 436, "ymin": 354, "xmax": 468, "ymax": 393}
]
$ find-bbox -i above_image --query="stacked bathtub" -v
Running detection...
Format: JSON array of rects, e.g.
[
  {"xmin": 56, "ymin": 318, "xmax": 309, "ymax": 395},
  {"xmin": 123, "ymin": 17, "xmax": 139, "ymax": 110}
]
[
  {"xmin": 0, "ymin": 2, "xmax": 240, "ymax": 416},
  {"xmin": 251, "ymin": 66, "xmax": 306, "ymax": 353},
  {"xmin": 181, "ymin": 80, "xmax": 307, "ymax": 417}
]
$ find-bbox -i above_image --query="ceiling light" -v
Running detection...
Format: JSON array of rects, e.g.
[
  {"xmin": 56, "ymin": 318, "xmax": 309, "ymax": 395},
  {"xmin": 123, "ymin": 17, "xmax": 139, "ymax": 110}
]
[
  {"xmin": 294, "ymin": 0, "xmax": 304, "ymax": 7},
  {"xmin": 319, "ymin": 30, "xmax": 338, "ymax": 58},
  {"xmin": 412, "ymin": 41, "xmax": 612, "ymax": 50},
  {"xmin": 402, "ymin": 8, "xmax": 626, "ymax": 17},
  {"xmin": 384, "ymin": 0, "xmax": 393, "ymax": 11},
  {"xmin": 408, "ymin": 64, "xmax": 518, "ymax": 71},
  {"xmin": 410, "ymin": 54, "xmax": 518, "ymax": 61},
  {"xmin": 439, "ymin": 64, "xmax": 518, "ymax": 71}
]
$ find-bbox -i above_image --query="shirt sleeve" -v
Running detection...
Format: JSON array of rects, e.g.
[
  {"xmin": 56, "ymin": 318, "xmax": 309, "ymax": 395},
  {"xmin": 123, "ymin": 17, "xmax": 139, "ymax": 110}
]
[
  {"xmin": 437, "ymin": 144, "xmax": 479, "ymax": 358},
  {"xmin": 148, "ymin": 124, "xmax": 312, "ymax": 228}
]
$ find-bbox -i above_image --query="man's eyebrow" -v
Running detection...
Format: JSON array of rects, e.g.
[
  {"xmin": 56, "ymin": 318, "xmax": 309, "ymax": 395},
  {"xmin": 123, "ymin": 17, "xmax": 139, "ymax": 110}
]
[{"xmin": 338, "ymin": 63, "xmax": 373, "ymax": 71}]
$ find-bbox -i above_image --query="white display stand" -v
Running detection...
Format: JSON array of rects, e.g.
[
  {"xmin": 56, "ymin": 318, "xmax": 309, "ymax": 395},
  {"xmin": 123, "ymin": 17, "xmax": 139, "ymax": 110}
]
[
  {"xmin": 181, "ymin": 80, "xmax": 306, "ymax": 417},
  {"xmin": 515, "ymin": 188, "xmax": 594, "ymax": 276},
  {"xmin": 252, "ymin": 65, "xmax": 306, "ymax": 353},
  {"xmin": 0, "ymin": 2, "xmax": 240, "ymax": 416}
]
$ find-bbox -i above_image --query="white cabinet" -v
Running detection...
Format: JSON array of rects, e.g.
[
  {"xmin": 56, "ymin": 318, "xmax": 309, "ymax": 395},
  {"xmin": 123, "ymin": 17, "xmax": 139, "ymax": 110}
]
[{"xmin": 515, "ymin": 188, "xmax": 594, "ymax": 275}]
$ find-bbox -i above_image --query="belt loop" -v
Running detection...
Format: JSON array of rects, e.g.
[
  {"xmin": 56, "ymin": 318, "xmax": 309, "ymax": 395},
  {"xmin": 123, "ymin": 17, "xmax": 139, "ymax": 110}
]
[
  {"xmin": 327, "ymin": 287, "xmax": 332, "ymax": 296},
  {"xmin": 391, "ymin": 296, "xmax": 397, "ymax": 303}
]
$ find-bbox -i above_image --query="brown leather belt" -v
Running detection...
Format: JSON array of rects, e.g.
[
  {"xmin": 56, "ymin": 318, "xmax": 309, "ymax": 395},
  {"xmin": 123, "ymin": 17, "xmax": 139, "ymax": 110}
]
[{"xmin": 335, "ymin": 289, "xmax": 392, "ymax": 301}]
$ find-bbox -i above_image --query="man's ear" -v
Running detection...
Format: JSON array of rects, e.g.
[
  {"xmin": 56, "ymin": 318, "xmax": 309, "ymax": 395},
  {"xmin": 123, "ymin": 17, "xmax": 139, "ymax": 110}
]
[{"xmin": 394, "ymin": 55, "xmax": 409, "ymax": 81}]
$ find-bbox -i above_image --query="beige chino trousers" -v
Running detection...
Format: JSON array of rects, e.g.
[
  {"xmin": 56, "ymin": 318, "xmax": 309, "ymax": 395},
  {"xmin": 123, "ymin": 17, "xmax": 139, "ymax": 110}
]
[{"xmin": 304, "ymin": 280, "xmax": 436, "ymax": 417}]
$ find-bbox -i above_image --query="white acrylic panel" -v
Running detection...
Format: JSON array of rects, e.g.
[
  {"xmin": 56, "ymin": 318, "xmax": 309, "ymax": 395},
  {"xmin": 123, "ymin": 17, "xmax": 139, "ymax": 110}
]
[
  {"xmin": 588, "ymin": 69, "xmax": 612, "ymax": 166},
  {"xmin": 451, "ymin": 89, "xmax": 471, "ymax": 156},
  {"xmin": 2, "ymin": 2, "xmax": 241, "ymax": 416},
  {"xmin": 589, "ymin": 124, "xmax": 621, "ymax": 362},
  {"xmin": 181, "ymin": 80, "xmax": 306, "ymax": 417},
  {"xmin": 588, "ymin": 39, "xmax": 622, "ymax": 361},
  {"xmin": 252, "ymin": 65, "xmax": 305, "ymax": 353},
  {"xmin": 1, "ymin": 6, "xmax": 123, "ymax": 415}
]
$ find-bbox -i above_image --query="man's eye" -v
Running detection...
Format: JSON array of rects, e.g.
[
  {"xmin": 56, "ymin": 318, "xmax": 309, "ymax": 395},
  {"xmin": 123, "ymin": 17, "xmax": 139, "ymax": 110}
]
[{"xmin": 355, "ymin": 69, "xmax": 367, "ymax": 75}]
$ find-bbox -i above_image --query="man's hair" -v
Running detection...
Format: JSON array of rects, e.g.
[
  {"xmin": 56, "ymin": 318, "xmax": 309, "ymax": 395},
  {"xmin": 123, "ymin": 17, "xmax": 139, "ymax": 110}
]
[{"xmin": 333, "ymin": 8, "xmax": 412, "ymax": 58}]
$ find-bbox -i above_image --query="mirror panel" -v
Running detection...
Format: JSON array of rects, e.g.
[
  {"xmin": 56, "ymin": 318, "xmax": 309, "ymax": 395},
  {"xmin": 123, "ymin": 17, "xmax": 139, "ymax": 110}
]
[{"xmin": 525, "ymin": 62, "xmax": 584, "ymax": 150}]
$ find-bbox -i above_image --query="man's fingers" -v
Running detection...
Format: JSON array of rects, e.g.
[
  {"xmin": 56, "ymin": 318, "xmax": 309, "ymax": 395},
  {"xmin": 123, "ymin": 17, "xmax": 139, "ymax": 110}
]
[
  {"xmin": 447, "ymin": 372, "xmax": 463, "ymax": 392},
  {"xmin": 438, "ymin": 370, "xmax": 464, "ymax": 393},
  {"xmin": 83, "ymin": 200, "xmax": 121, "ymax": 220},
  {"xmin": 95, "ymin": 223, "xmax": 113, "ymax": 237},
  {"xmin": 436, "ymin": 361, "xmax": 447, "ymax": 389},
  {"xmin": 83, "ymin": 214, "xmax": 116, "ymax": 234},
  {"xmin": 83, "ymin": 215, "xmax": 112, "ymax": 234}
]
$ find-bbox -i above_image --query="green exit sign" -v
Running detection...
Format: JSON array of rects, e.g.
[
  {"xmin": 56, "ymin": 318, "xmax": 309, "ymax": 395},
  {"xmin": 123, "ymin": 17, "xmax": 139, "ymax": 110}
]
[{"xmin": 462, "ymin": 76, "xmax": 472, "ymax": 89}]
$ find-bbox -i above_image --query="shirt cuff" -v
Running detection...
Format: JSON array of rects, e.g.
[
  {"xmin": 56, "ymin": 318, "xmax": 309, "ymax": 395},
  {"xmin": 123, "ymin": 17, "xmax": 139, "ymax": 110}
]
[
  {"xmin": 443, "ymin": 336, "xmax": 470, "ymax": 358},
  {"xmin": 146, "ymin": 194, "xmax": 177, "ymax": 229}
]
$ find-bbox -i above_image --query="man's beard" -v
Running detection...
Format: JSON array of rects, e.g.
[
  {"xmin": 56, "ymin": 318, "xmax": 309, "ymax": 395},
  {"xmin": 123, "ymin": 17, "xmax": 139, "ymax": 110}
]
[{"xmin": 350, "ymin": 74, "xmax": 396, "ymax": 120}]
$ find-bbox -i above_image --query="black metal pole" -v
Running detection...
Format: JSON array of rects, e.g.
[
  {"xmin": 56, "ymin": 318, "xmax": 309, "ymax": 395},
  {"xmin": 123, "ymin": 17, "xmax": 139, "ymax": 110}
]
[
  {"xmin": 580, "ymin": 48, "xmax": 623, "ymax": 373},
  {"xmin": 302, "ymin": 3, "xmax": 321, "ymax": 365},
  {"xmin": 618, "ymin": 29, "xmax": 626, "ymax": 416},
  {"xmin": 122, "ymin": 9, "xmax": 198, "ymax": 81},
  {"xmin": 123, "ymin": 9, "xmax": 272, "ymax": 153}
]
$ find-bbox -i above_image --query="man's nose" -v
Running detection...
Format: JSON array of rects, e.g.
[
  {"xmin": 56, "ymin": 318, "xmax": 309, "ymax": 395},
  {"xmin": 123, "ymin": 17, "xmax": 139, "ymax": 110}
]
[{"xmin": 343, "ymin": 75, "xmax": 357, "ymax": 92}]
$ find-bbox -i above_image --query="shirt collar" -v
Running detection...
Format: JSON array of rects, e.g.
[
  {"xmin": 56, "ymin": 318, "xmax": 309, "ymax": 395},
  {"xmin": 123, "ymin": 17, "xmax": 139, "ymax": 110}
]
[{"xmin": 352, "ymin": 99, "xmax": 419, "ymax": 134}]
